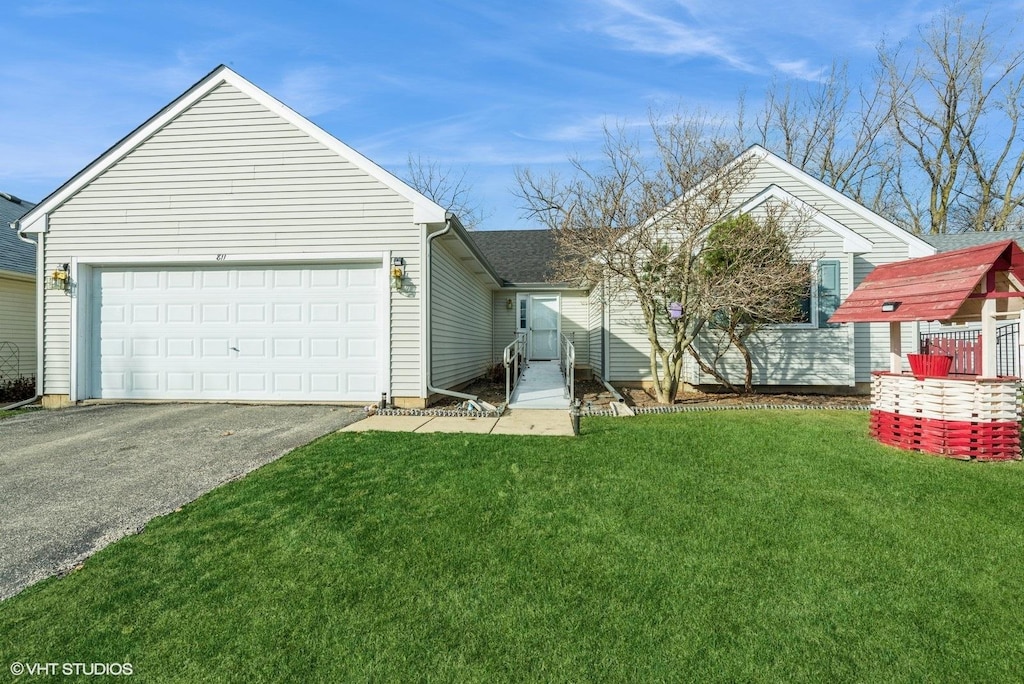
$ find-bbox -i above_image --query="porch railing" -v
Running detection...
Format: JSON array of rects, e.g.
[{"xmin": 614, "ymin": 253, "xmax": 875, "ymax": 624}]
[
  {"xmin": 503, "ymin": 332, "xmax": 526, "ymax": 405},
  {"xmin": 560, "ymin": 333, "xmax": 575, "ymax": 405}
]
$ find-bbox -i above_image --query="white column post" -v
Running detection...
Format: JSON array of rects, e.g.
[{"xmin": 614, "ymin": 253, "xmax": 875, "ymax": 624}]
[
  {"xmin": 889, "ymin": 321, "xmax": 903, "ymax": 374},
  {"xmin": 1017, "ymin": 314, "xmax": 1023, "ymax": 378},
  {"xmin": 981, "ymin": 298, "xmax": 997, "ymax": 378}
]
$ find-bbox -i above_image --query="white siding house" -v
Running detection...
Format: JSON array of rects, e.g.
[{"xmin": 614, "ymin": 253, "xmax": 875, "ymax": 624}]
[
  {"xmin": 11, "ymin": 66, "xmax": 936, "ymax": 408},
  {"xmin": 13, "ymin": 66, "xmax": 499, "ymax": 409}
]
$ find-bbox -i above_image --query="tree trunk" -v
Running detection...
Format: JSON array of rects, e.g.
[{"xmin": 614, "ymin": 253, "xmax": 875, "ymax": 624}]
[
  {"xmin": 687, "ymin": 346, "xmax": 742, "ymax": 394},
  {"xmin": 728, "ymin": 330, "xmax": 755, "ymax": 394}
]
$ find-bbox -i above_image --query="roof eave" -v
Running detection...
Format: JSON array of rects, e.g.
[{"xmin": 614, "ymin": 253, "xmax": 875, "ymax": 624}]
[
  {"xmin": 17, "ymin": 65, "xmax": 448, "ymax": 230},
  {"xmin": 443, "ymin": 215, "xmax": 504, "ymax": 287}
]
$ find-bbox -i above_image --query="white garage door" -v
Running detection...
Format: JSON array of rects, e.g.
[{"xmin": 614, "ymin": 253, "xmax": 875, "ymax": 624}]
[{"xmin": 93, "ymin": 263, "xmax": 384, "ymax": 402}]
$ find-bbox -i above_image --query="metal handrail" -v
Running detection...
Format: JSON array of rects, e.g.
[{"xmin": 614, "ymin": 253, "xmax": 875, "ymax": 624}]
[
  {"xmin": 560, "ymin": 333, "xmax": 575, "ymax": 405},
  {"xmin": 503, "ymin": 332, "xmax": 527, "ymax": 405}
]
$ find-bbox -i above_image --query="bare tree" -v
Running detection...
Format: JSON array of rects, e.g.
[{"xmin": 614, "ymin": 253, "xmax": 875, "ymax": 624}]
[
  {"xmin": 753, "ymin": 61, "xmax": 899, "ymax": 221},
  {"xmin": 880, "ymin": 10, "xmax": 1024, "ymax": 233},
  {"xmin": 696, "ymin": 211, "xmax": 813, "ymax": 393},
  {"xmin": 516, "ymin": 114, "xmax": 762, "ymax": 403},
  {"xmin": 404, "ymin": 155, "xmax": 488, "ymax": 229}
]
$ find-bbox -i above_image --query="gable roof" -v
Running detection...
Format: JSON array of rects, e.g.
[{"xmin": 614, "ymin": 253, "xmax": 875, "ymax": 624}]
[
  {"xmin": 468, "ymin": 229, "xmax": 563, "ymax": 286},
  {"xmin": 632, "ymin": 144, "xmax": 933, "ymax": 259},
  {"xmin": 750, "ymin": 145, "xmax": 935, "ymax": 258},
  {"xmin": 0, "ymin": 192, "xmax": 36, "ymax": 276},
  {"xmin": 13, "ymin": 65, "xmax": 447, "ymax": 233},
  {"xmin": 731, "ymin": 184, "xmax": 873, "ymax": 253},
  {"xmin": 829, "ymin": 239, "xmax": 1024, "ymax": 323}
]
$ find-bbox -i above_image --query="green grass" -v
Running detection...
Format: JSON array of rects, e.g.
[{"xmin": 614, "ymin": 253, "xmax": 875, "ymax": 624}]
[
  {"xmin": 3, "ymin": 411, "xmax": 1024, "ymax": 682},
  {"xmin": 0, "ymin": 407, "xmax": 36, "ymax": 420}
]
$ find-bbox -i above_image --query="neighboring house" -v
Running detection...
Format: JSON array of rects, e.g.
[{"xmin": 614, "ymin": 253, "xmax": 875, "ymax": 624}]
[
  {"xmin": 12, "ymin": 64, "xmax": 941, "ymax": 409},
  {"xmin": 0, "ymin": 192, "xmax": 37, "ymax": 385},
  {"xmin": 921, "ymin": 231, "xmax": 1024, "ymax": 253}
]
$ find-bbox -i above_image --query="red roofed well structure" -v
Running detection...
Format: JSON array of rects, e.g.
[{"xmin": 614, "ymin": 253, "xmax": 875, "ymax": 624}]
[
  {"xmin": 830, "ymin": 239, "xmax": 1024, "ymax": 460},
  {"xmin": 830, "ymin": 239, "xmax": 1024, "ymax": 324}
]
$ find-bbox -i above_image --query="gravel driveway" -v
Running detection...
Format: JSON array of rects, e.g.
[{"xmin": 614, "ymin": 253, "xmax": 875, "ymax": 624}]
[{"xmin": 0, "ymin": 403, "xmax": 362, "ymax": 601}]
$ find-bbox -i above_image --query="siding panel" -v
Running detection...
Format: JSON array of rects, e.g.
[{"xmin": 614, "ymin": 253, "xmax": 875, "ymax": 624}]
[
  {"xmin": 0, "ymin": 275, "xmax": 36, "ymax": 381},
  {"xmin": 430, "ymin": 240, "xmax": 492, "ymax": 389},
  {"xmin": 588, "ymin": 283, "xmax": 604, "ymax": 376}
]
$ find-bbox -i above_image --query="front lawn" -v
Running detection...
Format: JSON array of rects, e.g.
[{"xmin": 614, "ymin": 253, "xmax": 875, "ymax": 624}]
[{"xmin": 2, "ymin": 411, "xmax": 1023, "ymax": 681}]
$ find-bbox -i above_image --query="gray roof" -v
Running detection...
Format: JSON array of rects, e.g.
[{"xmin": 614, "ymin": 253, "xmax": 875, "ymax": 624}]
[
  {"xmin": 0, "ymin": 192, "xmax": 36, "ymax": 276},
  {"xmin": 468, "ymin": 229, "xmax": 562, "ymax": 286},
  {"xmin": 920, "ymin": 231, "xmax": 1024, "ymax": 253}
]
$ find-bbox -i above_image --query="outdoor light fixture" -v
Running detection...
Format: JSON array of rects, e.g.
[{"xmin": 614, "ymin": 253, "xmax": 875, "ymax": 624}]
[
  {"xmin": 45, "ymin": 263, "xmax": 71, "ymax": 291},
  {"xmin": 391, "ymin": 257, "xmax": 405, "ymax": 290},
  {"xmin": 881, "ymin": 301, "xmax": 901, "ymax": 312},
  {"xmin": 506, "ymin": 298, "xmax": 514, "ymax": 310}
]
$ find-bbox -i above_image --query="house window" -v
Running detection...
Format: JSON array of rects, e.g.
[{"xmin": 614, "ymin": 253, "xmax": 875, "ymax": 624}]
[
  {"xmin": 784, "ymin": 259, "xmax": 841, "ymax": 328},
  {"xmin": 518, "ymin": 297, "xmax": 527, "ymax": 330},
  {"xmin": 817, "ymin": 259, "xmax": 841, "ymax": 326}
]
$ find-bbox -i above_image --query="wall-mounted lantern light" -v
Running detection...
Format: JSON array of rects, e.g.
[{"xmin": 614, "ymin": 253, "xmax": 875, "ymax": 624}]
[
  {"xmin": 45, "ymin": 263, "xmax": 71, "ymax": 291},
  {"xmin": 506, "ymin": 298, "xmax": 514, "ymax": 310},
  {"xmin": 668, "ymin": 302, "xmax": 683, "ymax": 319},
  {"xmin": 391, "ymin": 257, "xmax": 405, "ymax": 290},
  {"xmin": 881, "ymin": 301, "xmax": 901, "ymax": 312}
]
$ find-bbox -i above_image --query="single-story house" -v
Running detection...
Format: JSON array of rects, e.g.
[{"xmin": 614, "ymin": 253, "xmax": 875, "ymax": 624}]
[
  {"xmin": 12, "ymin": 65, "xmax": 938, "ymax": 408},
  {"xmin": 0, "ymin": 192, "xmax": 37, "ymax": 385},
  {"xmin": 473, "ymin": 149, "xmax": 937, "ymax": 394}
]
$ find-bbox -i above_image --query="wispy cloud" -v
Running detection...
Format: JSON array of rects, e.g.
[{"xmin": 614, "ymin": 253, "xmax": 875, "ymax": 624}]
[
  {"xmin": 275, "ymin": 66, "xmax": 348, "ymax": 117},
  {"xmin": 587, "ymin": 0, "xmax": 755, "ymax": 71},
  {"xmin": 769, "ymin": 58, "xmax": 829, "ymax": 82}
]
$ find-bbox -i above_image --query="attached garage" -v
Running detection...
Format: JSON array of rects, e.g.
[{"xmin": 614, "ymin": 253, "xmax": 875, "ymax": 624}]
[
  {"xmin": 15, "ymin": 66, "xmax": 504, "ymax": 409},
  {"xmin": 82, "ymin": 262, "xmax": 385, "ymax": 402}
]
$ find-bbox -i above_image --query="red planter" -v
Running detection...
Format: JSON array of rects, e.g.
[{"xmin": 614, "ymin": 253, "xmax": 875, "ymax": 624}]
[{"xmin": 907, "ymin": 353, "xmax": 953, "ymax": 380}]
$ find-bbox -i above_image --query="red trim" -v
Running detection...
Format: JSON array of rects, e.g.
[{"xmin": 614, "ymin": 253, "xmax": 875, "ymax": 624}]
[{"xmin": 870, "ymin": 410, "xmax": 1021, "ymax": 461}]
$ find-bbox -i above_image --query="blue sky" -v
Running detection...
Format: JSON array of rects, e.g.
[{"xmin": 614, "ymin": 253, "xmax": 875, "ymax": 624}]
[{"xmin": 0, "ymin": 0, "xmax": 1016, "ymax": 229}]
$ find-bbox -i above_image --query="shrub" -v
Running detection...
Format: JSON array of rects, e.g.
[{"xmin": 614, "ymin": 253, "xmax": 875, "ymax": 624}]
[{"xmin": 0, "ymin": 376, "xmax": 36, "ymax": 403}]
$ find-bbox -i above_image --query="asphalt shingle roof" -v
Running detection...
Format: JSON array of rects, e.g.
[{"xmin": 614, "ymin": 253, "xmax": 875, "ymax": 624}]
[
  {"xmin": 0, "ymin": 193, "xmax": 36, "ymax": 276},
  {"xmin": 468, "ymin": 229, "xmax": 562, "ymax": 285},
  {"xmin": 920, "ymin": 231, "xmax": 1024, "ymax": 253}
]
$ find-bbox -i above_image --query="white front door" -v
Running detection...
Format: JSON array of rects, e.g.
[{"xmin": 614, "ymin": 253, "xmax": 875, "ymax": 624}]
[{"xmin": 524, "ymin": 294, "xmax": 560, "ymax": 360}]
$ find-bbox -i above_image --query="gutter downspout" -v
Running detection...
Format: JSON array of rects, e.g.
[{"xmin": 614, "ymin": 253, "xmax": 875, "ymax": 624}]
[
  {"xmin": 2, "ymin": 220, "xmax": 43, "ymax": 410},
  {"xmin": 423, "ymin": 212, "xmax": 477, "ymax": 402}
]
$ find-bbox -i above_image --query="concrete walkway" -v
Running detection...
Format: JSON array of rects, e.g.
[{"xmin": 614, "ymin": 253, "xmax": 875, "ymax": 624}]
[{"xmin": 342, "ymin": 408, "xmax": 574, "ymax": 436}]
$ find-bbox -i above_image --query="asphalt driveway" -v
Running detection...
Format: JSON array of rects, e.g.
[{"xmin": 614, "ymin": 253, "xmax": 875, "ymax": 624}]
[{"xmin": 0, "ymin": 403, "xmax": 362, "ymax": 600}]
